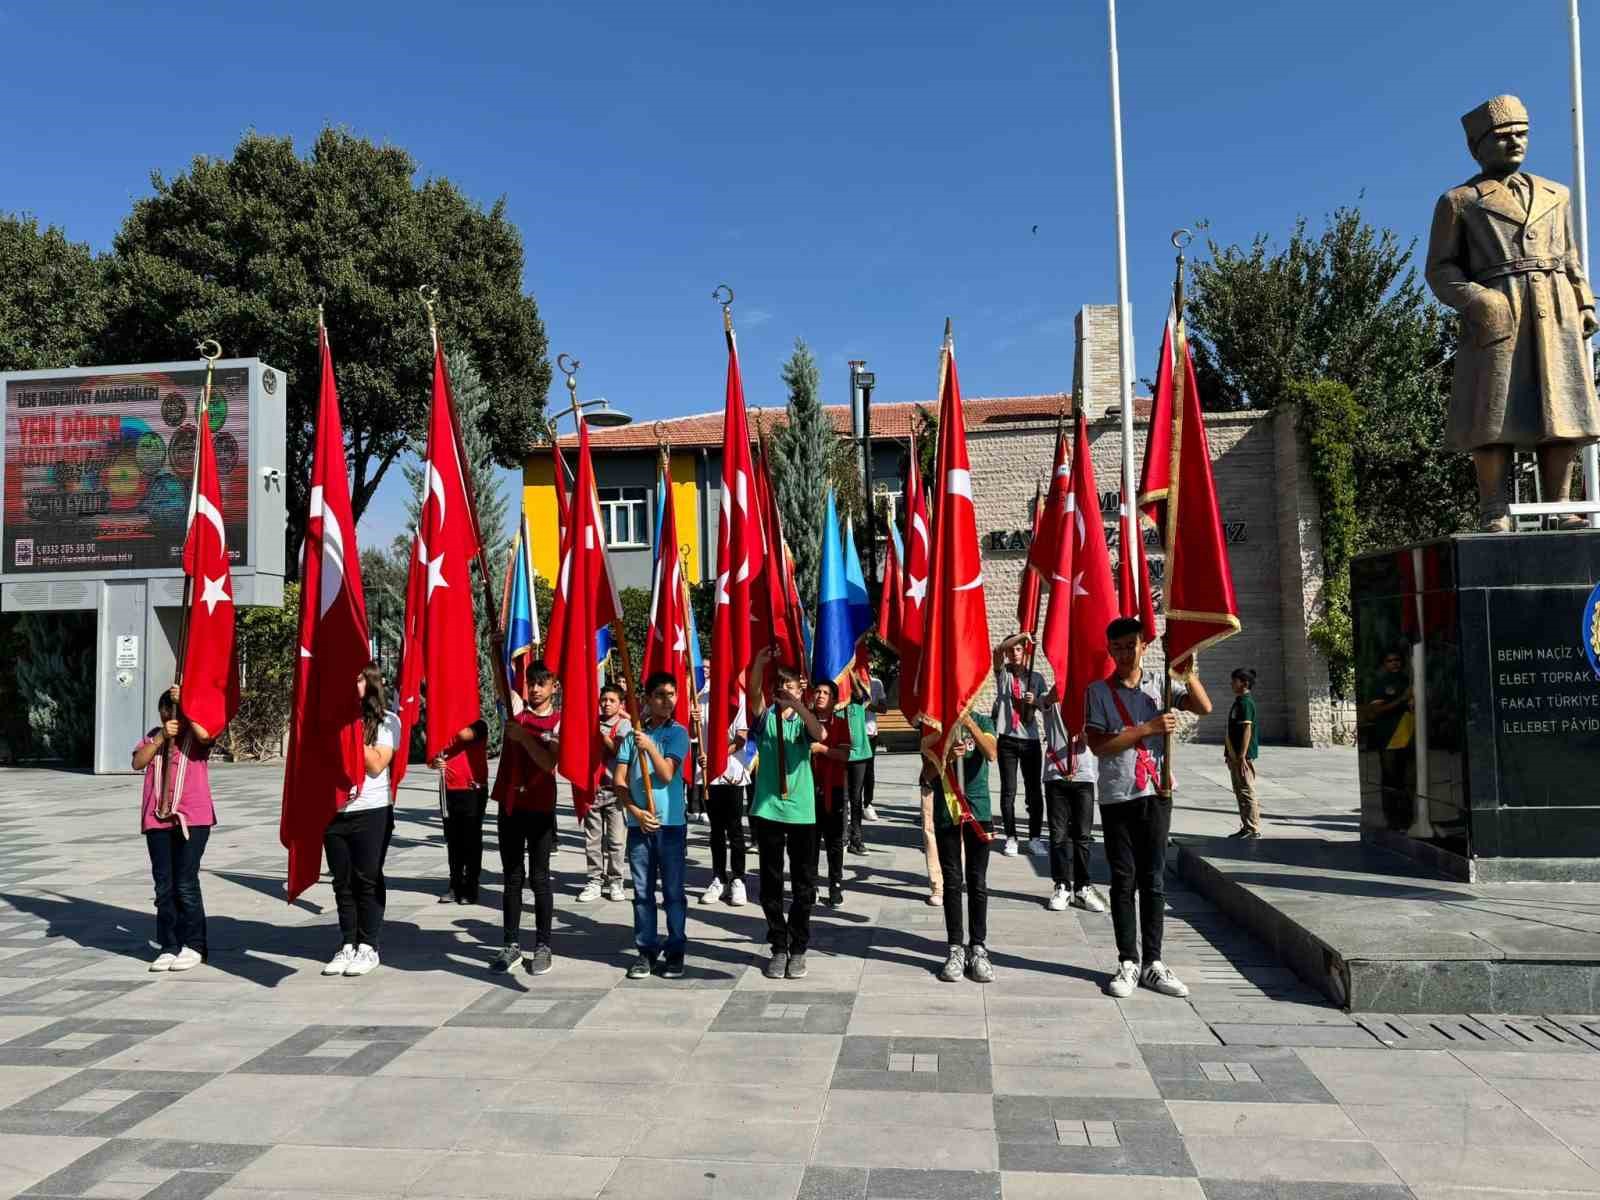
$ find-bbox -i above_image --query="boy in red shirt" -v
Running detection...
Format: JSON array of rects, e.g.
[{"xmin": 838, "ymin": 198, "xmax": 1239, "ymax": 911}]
[
  {"xmin": 490, "ymin": 667, "xmax": 561, "ymax": 977},
  {"xmin": 809, "ymin": 680, "xmax": 854, "ymax": 909},
  {"xmin": 432, "ymin": 719, "xmax": 488, "ymax": 905}
]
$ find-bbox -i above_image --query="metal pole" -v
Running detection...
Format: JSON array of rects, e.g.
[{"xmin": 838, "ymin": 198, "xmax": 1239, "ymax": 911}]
[
  {"xmin": 1571, "ymin": 0, "xmax": 1600, "ymax": 527},
  {"xmin": 860, "ymin": 375, "xmax": 879, "ymax": 603},
  {"xmin": 1107, "ymin": 0, "xmax": 1141, "ymax": 603}
]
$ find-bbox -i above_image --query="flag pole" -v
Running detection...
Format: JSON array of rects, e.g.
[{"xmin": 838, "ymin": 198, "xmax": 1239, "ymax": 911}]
[
  {"xmin": 1022, "ymin": 403, "xmax": 1064, "ymax": 683},
  {"xmin": 1160, "ymin": 231, "xmax": 1193, "ymax": 798},
  {"xmin": 1570, "ymin": 0, "xmax": 1600, "ymax": 527},
  {"xmin": 1107, "ymin": 0, "xmax": 1141, "ymax": 622},
  {"xmin": 657, "ymin": 433, "xmax": 711, "ymax": 787}
]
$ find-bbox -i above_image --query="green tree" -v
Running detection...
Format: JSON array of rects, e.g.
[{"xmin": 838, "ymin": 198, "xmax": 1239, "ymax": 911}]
[
  {"xmin": 97, "ymin": 128, "xmax": 550, "ymax": 573},
  {"xmin": 771, "ymin": 338, "xmax": 834, "ymax": 609},
  {"xmin": 359, "ymin": 539, "xmax": 409, "ymax": 685},
  {"xmin": 0, "ymin": 214, "xmax": 106, "ymax": 371},
  {"xmin": 233, "ymin": 583, "xmax": 301, "ymax": 759}
]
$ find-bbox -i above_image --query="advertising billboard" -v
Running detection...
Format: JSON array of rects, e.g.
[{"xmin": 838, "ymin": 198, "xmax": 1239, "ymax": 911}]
[{"xmin": 2, "ymin": 365, "xmax": 253, "ymax": 574}]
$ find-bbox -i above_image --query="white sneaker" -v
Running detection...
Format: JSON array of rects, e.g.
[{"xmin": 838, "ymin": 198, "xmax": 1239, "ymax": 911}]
[
  {"xmin": 701, "ymin": 877, "xmax": 725, "ymax": 905},
  {"xmin": 576, "ymin": 880, "xmax": 603, "ymax": 903},
  {"xmin": 604, "ymin": 879, "xmax": 627, "ymax": 902},
  {"xmin": 322, "ymin": 945, "xmax": 356, "ymax": 976},
  {"xmin": 1140, "ymin": 960, "xmax": 1189, "ymax": 998},
  {"xmin": 728, "ymin": 879, "xmax": 747, "ymax": 907},
  {"xmin": 1028, "ymin": 837, "xmax": 1050, "ymax": 857},
  {"xmin": 862, "ymin": 805, "xmax": 880, "ymax": 822},
  {"xmin": 1072, "ymin": 886, "xmax": 1109, "ymax": 914},
  {"xmin": 343, "ymin": 944, "xmax": 380, "ymax": 977},
  {"xmin": 169, "ymin": 947, "xmax": 202, "ymax": 972},
  {"xmin": 1107, "ymin": 960, "xmax": 1140, "ymax": 998},
  {"xmin": 1047, "ymin": 884, "xmax": 1070, "ymax": 912},
  {"xmin": 1001, "ymin": 838, "xmax": 1019, "ymax": 857},
  {"xmin": 149, "ymin": 952, "xmax": 176, "ymax": 973}
]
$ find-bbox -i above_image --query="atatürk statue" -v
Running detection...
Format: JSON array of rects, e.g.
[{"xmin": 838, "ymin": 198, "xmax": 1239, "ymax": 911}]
[{"xmin": 1426, "ymin": 95, "xmax": 1600, "ymax": 531}]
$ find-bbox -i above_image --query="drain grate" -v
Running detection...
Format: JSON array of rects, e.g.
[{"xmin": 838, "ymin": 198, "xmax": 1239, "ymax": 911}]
[
  {"xmin": 1550, "ymin": 1016, "xmax": 1600, "ymax": 1051},
  {"xmin": 1353, "ymin": 1013, "xmax": 1510, "ymax": 1050},
  {"xmin": 1468, "ymin": 1015, "xmax": 1598, "ymax": 1053}
]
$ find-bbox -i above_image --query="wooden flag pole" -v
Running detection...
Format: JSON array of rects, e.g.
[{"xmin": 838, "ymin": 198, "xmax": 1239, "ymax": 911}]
[{"xmin": 656, "ymin": 432, "xmax": 711, "ymax": 787}]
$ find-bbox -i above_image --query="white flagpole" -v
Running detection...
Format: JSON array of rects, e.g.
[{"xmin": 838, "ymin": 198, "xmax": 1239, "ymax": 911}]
[
  {"xmin": 1107, "ymin": 0, "xmax": 1141, "ymax": 597},
  {"xmin": 1571, "ymin": 0, "xmax": 1600, "ymax": 527}
]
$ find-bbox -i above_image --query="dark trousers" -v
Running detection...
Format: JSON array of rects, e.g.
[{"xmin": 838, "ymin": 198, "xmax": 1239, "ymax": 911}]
[
  {"xmin": 145, "ymin": 824, "xmax": 210, "ymax": 956},
  {"xmin": 934, "ymin": 821, "xmax": 989, "ymax": 948},
  {"xmin": 753, "ymin": 816, "xmax": 817, "ymax": 954},
  {"xmin": 324, "ymin": 806, "xmax": 388, "ymax": 950},
  {"xmin": 498, "ymin": 805, "xmax": 556, "ymax": 948},
  {"xmin": 814, "ymin": 789, "xmax": 847, "ymax": 886},
  {"xmin": 1100, "ymin": 794, "xmax": 1172, "ymax": 965},
  {"xmin": 444, "ymin": 788, "xmax": 487, "ymax": 900},
  {"xmin": 996, "ymin": 736, "xmax": 1043, "ymax": 840},
  {"xmin": 1045, "ymin": 780, "xmax": 1096, "ymax": 888},
  {"xmin": 847, "ymin": 759, "xmax": 870, "ymax": 844},
  {"xmin": 707, "ymin": 784, "xmax": 748, "ymax": 880}
]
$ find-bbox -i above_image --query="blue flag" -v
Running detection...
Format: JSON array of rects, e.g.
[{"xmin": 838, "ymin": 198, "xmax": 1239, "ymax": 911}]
[
  {"xmin": 811, "ymin": 490, "xmax": 858, "ymax": 691},
  {"xmin": 842, "ymin": 516, "xmax": 873, "ymax": 651},
  {"xmin": 503, "ymin": 509, "xmax": 539, "ymax": 694}
]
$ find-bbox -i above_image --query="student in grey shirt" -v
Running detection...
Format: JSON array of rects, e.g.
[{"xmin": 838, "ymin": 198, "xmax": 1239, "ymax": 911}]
[
  {"xmin": 1041, "ymin": 688, "xmax": 1106, "ymax": 915},
  {"xmin": 1085, "ymin": 616, "xmax": 1212, "ymax": 1001},
  {"xmin": 990, "ymin": 633, "xmax": 1048, "ymax": 858}
]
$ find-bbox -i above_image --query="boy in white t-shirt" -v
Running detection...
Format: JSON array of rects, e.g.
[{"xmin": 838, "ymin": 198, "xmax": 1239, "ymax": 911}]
[
  {"xmin": 702, "ymin": 699, "xmax": 754, "ymax": 906},
  {"xmin": 1040, "ymin": 685, "xmax": 1107, "ymax": 915}
]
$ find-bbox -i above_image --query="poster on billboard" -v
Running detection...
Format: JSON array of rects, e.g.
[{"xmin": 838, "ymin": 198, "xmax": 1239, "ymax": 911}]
[{"xmin": 2, "ymin": 366, "xmax": 252, "ymax": 574}]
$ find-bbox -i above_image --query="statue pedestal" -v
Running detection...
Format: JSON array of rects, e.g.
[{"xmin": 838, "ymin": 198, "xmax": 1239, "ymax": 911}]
[{"xmin": 1352, "ymin": 532, "xmax": 1600, "ymax": 881}]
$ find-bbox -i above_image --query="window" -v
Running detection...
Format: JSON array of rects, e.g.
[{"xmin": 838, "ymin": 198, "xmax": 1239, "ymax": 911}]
[{"xmin": 597, "ymin": 486, "xmax": 650, "ymax": 548}]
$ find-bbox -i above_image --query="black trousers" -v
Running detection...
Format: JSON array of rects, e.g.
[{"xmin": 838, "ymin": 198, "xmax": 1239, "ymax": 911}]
[
  {"xmin": 145, "ymin": 824, "xmax": 210, "ymax": 956},
  {"xmin": 707, "ymin": 784, "xmax": 748, "ymax": 881},
  {"xmin": 934, "ymin": 821, "xmax": 990, "ymax": 948},
  {"xmin": 996, "ymin": 736, "xmax": 1043, "ymax": 839},
  {"xmin": 814, "ymin": 788, "xmax": 846, "ymax": 886},
  {"xmin": 444, "ymin": 788, "xmax": 487, "ymax": 900},
  {"xmin": 324, "ymin": 806, "xmax": 389, "ymax": 950},
  {"xmin": 752, "ymin": 816, "xmax": 817, "ymax": 954},
  {"xmin": 1100, "ymin": 794, "xmax": 1172, "ymax": 965},
  {"xmin": 846, "ymin": 759, "xmax": 870, "ymax": 843},
  {"xmin": 1045, "ymin": 780, "xmax": 1096, "ymax": 888},
  {"xmin": 862, "ymin": 753, "xmax": 875, "ymax": 809},
  {"xmin": 498, "ymin": 805, "xmax": 556, "ymax": 948}
]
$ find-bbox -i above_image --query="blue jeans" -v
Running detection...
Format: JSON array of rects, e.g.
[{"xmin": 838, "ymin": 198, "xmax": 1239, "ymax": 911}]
[
  {"xmin": 627, "ymin": 824, "xmax": 687, "ymax": 960},
  {"xmin": 145, "ymin": 824, "xmax": 210, "ymax": 956}
]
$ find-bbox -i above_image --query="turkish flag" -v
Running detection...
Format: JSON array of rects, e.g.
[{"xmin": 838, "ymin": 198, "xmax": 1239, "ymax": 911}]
[
  {"xmin": 913, "ymin": 329, "xmax": 990, "ymax": 777},
  {"xmin": 707, "ymin": 317, "xmax": 768, "ymax": 782},
  {"xmin": 281, "ymin": 326, "xmax": 370, "ymax": 901},
  {"xmin": 1042, "ymin": 411, "xmax": 1117, "ymax": 734},
  {"xmin": 898, "ymin": 429, "xmax": 930, "ymax": 721},
  {"xmin": 1118, "ymin": 487, "xmax": 1157, "ymax": 645},
  {"xmin": 1140, "ymin": 306, "xmax": 1240, "ymax": 671},
  {"xmin": 552, "ymin": 418, "xmax": 621, "ymax": 809},
  {"xmin": 1015, "ymin": 481, "xmax": 1044, "ymax": 634},
  {"xmin": 394, "ymin": 344, "xmax": 483, "ymax": 793},
  {"xmin": 642, "ymin": 457, "xmax": 694, "ymax": 756},
  {"xmin": 753, "ymin": 444, "xmax": 805, "ymax": 672},
  {"xmin": 876, "ymin": 520, "xmax": 904, "ymax": 654},
  {"xmin": 177, "ymin": 378, "xmax": 240, "ymax": 739},
  {"xmin": 1026, "ymin": 425, "xmax": 1070, "ymax": 580}
]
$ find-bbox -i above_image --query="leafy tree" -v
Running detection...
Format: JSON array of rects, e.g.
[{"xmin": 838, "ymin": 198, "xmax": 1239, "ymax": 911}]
[
  {"xmin": 96, "ymin": 128, "xmax": 550, "ymax": 573},
  {"xmin": 1292, "ymin": 380, "xmax": 1360, "ymax": 698},
  {"xmin": 359, "ymin": 538, "xmax": 410, "ymax": 686},
  {"xmin": 233, "ymin": 583, "xmax": 300, "ymax": 759},
  {"xmin": 0, "ymin": 214, "xmax": 106, "ymax": 371}
]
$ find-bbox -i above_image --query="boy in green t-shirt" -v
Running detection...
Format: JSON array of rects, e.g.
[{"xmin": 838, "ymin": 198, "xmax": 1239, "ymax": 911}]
[
  {"xmin": 747, "ymin": 646, "xmax": 826, "ymax": 981},
  {"xmin": 930, "ymin": 711, "xmax": 998, "ymax": 984},
  {"xmin": 843, "ymin": 672, "xmax": 875, "ymax": 854}
]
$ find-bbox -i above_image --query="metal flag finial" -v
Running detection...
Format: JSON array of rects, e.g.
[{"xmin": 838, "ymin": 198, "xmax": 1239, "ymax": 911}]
[{"xmin": 713, "ymin": 283, "xmax": 734, "ymax": 332}]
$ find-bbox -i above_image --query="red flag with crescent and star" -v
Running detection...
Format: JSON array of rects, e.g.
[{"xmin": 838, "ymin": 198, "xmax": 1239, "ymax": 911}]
[
  {"xmin": 898, "ymin": 428, "xmax": 930, "ymax": 721},
  {"xmin": 641, "ymin": 454, "xmax": 694, "ymax": 755},
  {"xmin": 177, "ymin": 374, "xmax": 240, "ymax": 739}
]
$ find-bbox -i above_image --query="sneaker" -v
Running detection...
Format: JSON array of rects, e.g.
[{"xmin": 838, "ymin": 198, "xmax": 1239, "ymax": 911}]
[
  {"xmin": 967, "ymin": 943, "xmax": 994, "ymax": 983},
  {"xmin": 1226, "ymin": 827, "xmax": 1249, "ymax": 839},
  {"xmin": 727, "ymin": 879, "xmax": 747, "ymax": 907},
  {"xmin": 526, "ymin": 945, "xmax": 553, "ymax": 976},
  {"xmin": 576, "ymin": 880, "xmax": 603, "ymax": 903},
  {"xmin": 764, "ymin": 951, "xmax": 789, "ymax": 980},
  {"xmin": 343, "ymin": 945, "xmax": 380, "ymax": 977},
  {"xmin": 149, "ymin": 952, "xmax": 176, "ymax": 973},
  {"xmin": 862, "ymin": 805, "xmax": 879, "ymax": 822},
  {"xmin": 660, "ymin": 957, "xmax": 685, "ymax": 979},
  {"xmin": 605, "ymin": 879, "xmax": 627, "ymax": 902},
  {"xmin": 1028, "ymin": 837, "xmax": 1049, "ymax": 856},
  {"xmin": 926, "ymin": 890, "xmax": 943, "ymax": 907},
  {"xmin": 847, "ymin": 838, "xmax": 866, "ymax": 855},
  {"xmin": 490, "ymin": 943, "xmax": 523, "ymax": 974},
  {"xmin": 1072, "ymin": 886, "xmax": 1109, "ymax": 914},
  {"xmin": 1047, "ymin": 883, "xmax": 1070, "ymax": 912},
  {"xmin": 627, "ymin": 954, "xmax": 655, "ymax": 979},
  {"xmin": 785, "ymin": 952, "xmax": 808, "ymax": 979},
  {"xmin": 1001, "ymin": 837, "xmax": 1019, "ymax": 857},
  {"xmin": 322, "ymin": 945, "xmax": 356, "ymax": 976},
  {"xmin": 1141, "ymin": 960, "xmax": 1190, "ymax": 998},
  {"xmin": 701, "ymin": 877, "xmax": 725, "ymax": 906},
  {"xmin": 169, "ymin": 947, "xmax": 203, "ymax": 972},
  {"xmin": 438, "ymin": 888, "xmax": 458, "ymax": 903},
  {"xmin": 938, "ymin": 944, "xmax": 966, "ymax": 983},
  {"xmin": 1243, "ymin": 830, "xmax": 1262, "ymax": 840},
  {"xmin": 1107, "ymin": 959, "xmax": 1140, "ymax": 998},
  {"xmin": 829, "ymin": 883, "xmax": 845, "ymax": 908}
]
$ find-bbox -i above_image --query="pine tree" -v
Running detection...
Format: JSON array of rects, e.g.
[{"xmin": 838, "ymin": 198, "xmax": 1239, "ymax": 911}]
[{"xmin": 771, "ymin": 339, "xmax": 833, "ymax": 611}]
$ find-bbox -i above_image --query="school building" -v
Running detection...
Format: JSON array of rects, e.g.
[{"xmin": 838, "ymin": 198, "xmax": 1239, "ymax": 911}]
[{"xmin": 521, "ymin": 306, "xmax": 1351, "ymax": 747}]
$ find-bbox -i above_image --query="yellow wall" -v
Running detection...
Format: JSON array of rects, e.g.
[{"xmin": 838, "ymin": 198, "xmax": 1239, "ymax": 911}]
[{"xmin": 670, "ymin": 452, "xmax": 702, "ymax": 583}]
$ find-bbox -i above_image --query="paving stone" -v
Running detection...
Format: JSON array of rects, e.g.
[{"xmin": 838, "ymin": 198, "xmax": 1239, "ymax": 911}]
[
  {"xmin": 1374, "ymin": 1140, "xmax": 1600, "ymax": 1193},
  {"xmin": 713, "ymin": 990, "xmax": 855, "ymax": 1035},
  {"xmin": 1208, "ymin": 1023, "xmax": 1384, "ymax": 1049},
  {"xmin": 1184, "ymin": 1136, "xmax": 1404, "ymax": 1187}
]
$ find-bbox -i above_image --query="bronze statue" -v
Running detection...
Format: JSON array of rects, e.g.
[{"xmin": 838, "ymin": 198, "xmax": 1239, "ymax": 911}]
[{"xmin": 1426, "ymin": 95, "xmax": 1600, "ymax": 531}]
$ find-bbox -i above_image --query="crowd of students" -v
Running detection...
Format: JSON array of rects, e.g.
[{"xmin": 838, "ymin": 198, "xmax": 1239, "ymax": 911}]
[{"xmin": 134, "ymin": 617, "xmax": 1264, "ymax": 1000}]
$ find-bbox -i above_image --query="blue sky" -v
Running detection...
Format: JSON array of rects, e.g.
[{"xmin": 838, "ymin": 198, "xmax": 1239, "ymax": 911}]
[{"xmin": 5, "ymin": 1, "xmax": 1597, "ymax": 548}]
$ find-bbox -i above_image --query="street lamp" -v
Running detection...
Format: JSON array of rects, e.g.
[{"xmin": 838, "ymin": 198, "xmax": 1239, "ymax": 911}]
[
  {"xmin": 546, "ymin": 353, "xmax": 633, "ymax": 438},
  {"xmin": 850, "ymin": 363, "xmax": 879, "ymax": 600}
]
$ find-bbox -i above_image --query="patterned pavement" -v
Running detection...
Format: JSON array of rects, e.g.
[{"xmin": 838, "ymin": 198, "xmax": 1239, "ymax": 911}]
[{"xmin": 0, "ymin": 749, "xmax": 1598, "ymax": 1199}]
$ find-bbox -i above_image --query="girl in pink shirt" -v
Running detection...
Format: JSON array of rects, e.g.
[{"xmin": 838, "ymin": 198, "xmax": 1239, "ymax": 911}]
[{"xmin": 131, "ymin": 686, "xmax": 217, "ymax": 972}]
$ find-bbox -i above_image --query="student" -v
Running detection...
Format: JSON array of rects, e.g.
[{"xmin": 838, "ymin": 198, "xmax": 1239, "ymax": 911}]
[
  {"xmin": 1085, "ymin": 617, "xmax": 1213, "ymax": 999},
  {"xmin": 934, "ymin": 711, "xmax": 998, "ymax": 984},
  {"xmin": 321, "ymin": 664, "xmax": 397, "ymax": 979},
  {"xmin": 615, "ymin": 671, "xmax": 691, "ymax": 979},
  {"xmin": 432, "ymin": 719, "xmax": 488, "ymax": 905},
  {"xmin": 843, "ymin": 672, "xmax": 875, "ymax": 853},
  {"xmin": 579, "ymin": 685, "xmax": 630, "ymax": 903},
  {"xmin": 489, "ymin": 667, "xmax": 561, "ymax": 977},
  {"xmin": 809, "ymin": 680, "xmax": 854, "ymax": 908},
  {"xmin": 1040, "ymin": 686, "xmax": 1107, "ymax": 914},
  {"xmin": 1225, "ymin": 668, "xmax": 1261, "ymax": 839},
  {"xmin": 919, "ymin": 767, "xmax": 943, "ymax": 907},
  {"xmin": 990, "ymin": 633, "xmax": 1047, "ymax": 857},
  {"xmin": 132, "ymin": 685, "xmax": 216, "ymax": 972},
  {"xmin": 860, "ymin": 669, "xmax": 887, "ymax": 822},
  {"xmin": 747, "ymin": 647, "xmax": 826, "ymax": 980},
  {"xmin": 703, "ymin": 702, "xmax": 752, "ymax": 907}
]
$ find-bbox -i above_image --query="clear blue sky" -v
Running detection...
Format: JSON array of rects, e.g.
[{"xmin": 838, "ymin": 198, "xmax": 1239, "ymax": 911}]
[{"xmin": 5, "ymin": 1, "xmax": 1597, "ymax": 548}]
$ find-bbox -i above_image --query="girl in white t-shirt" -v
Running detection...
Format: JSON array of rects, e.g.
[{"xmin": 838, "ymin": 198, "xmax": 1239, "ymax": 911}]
[{"xmin": 321, "ymin": 664, "xmax": 397, "ymax": 978}]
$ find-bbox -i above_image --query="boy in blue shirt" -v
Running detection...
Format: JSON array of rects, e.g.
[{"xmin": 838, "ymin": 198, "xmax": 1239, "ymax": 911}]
[{"xmin": 613, "ymin": 671, "xmax": 692, "ymax": 980}]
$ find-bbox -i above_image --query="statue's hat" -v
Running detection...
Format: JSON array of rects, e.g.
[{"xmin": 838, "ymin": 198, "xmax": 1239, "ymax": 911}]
[{"xmin": 1462, "ymin": 95, "xmax": 1529, "ymax": 148}]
